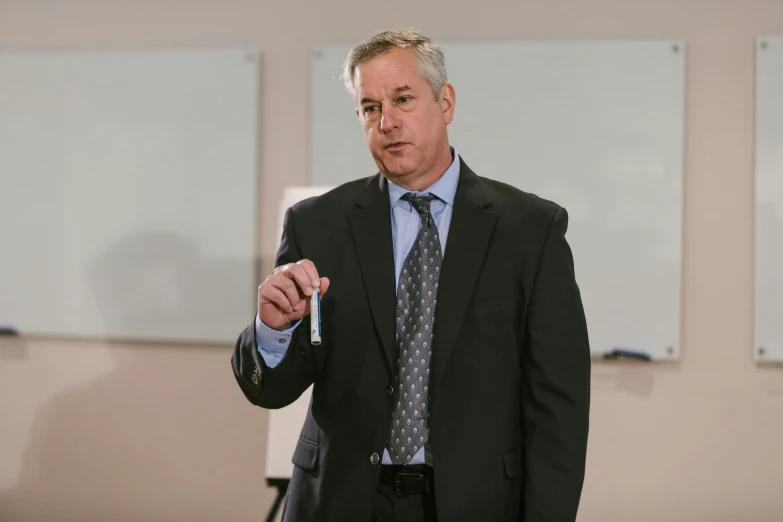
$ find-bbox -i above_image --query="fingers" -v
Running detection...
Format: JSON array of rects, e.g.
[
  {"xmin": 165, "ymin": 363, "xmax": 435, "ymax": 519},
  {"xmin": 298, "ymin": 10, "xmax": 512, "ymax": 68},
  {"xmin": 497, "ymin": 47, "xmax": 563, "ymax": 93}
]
[
  {"xmin": 263, "ymin": 260, "xmax": 325, "ymax": 314},
  {"xmin": 258, "ymin": 260, "xmax": 327, "ymax": 330},
  {"xmin": 259, "ymin": 274, "xmax": 297, "ymax": 312},
  {"xmin": 275, "ymin": 261, "xmax": 320, "ymax": 296},
  {"xmin": 277, "ymin": 273, "xmax": 306, "ymax": 312},
  {"xmin": 262, "ymin": 283, "xmax": 297, "ymax": 314},
  {"xmin": 296, "ymin": 259, "xmax": 322, "ymax": 289},
  {"xmin": 319, "ymin": 277, "xmax": 331, "ymax": 295}
]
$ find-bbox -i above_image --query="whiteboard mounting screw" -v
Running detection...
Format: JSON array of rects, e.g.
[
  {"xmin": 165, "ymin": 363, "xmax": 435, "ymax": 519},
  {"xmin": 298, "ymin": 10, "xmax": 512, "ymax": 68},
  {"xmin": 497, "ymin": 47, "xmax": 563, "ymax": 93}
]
[
  {"xmin": 760, "ymin": 41, "xmax": 768, "ymax": 50},
  {"xmin": 314, "ymin": 51, "xmax": 323, "ymax": 59},
  {"xmin": 667, "ymin": 346, "xmax": 674, "ymax": 355},
  {"xmin": 672, "ymin": 44, "xmax": 680, "ymax": 53},
  {"xmin": 759, "ymin": 347, "xmax": 766, "ymax": 356}
]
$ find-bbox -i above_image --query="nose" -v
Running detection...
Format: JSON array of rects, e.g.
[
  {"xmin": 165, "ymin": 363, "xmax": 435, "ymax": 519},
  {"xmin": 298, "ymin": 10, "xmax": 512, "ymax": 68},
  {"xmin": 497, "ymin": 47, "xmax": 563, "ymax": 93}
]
[{"xmin": 380, "ymin": 107, "xmax": 400, "ymax": 133}]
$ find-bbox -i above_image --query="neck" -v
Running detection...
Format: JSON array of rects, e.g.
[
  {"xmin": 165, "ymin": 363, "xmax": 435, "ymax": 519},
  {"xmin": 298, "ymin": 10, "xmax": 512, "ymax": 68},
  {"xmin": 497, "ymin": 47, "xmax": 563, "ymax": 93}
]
[{"xmin": 394, "ymin": 146, "xmax": 453, "ymax": 192}]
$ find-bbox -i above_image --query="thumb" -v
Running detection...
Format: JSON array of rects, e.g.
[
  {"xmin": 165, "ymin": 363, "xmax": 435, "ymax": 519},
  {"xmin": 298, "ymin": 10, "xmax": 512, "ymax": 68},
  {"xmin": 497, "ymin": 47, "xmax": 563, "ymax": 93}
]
[{"xmin": 318, "ymin": 277, "xmax": 331, "ymax": 295}]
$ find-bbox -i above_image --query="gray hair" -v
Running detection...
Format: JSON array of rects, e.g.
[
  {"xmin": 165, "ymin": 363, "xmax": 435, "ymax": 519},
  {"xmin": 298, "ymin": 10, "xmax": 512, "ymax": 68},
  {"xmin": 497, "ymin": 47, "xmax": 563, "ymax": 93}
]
[{"xmin": 342, "ymin": 30, "xmax": 448, "ymax": 102}]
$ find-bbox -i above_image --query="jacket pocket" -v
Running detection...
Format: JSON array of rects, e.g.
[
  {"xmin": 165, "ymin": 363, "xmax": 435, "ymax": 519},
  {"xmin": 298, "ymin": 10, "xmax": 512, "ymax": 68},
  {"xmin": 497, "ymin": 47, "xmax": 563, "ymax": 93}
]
[
  {"xmin": 291, "ymin": 437, "xmax": 319, "ymax": 471},
  {"xmin": 502, "ymin": 449, "xmax": 523, "ymax": 479}
]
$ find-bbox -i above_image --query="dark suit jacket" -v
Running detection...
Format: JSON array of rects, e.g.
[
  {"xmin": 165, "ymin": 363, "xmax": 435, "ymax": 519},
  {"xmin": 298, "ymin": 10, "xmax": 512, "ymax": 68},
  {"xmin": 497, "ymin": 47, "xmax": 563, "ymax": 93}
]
[{"xmin": 232, "ymin": 159, "xmax": 590, "ymax": 522}]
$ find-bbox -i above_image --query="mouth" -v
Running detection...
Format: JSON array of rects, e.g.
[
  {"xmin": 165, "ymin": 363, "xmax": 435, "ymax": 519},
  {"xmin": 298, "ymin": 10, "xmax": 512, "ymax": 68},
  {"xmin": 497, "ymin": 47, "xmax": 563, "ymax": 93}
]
[{"xmin": 385, "ymin": 142, "xmax": 407, "ymax": 152}]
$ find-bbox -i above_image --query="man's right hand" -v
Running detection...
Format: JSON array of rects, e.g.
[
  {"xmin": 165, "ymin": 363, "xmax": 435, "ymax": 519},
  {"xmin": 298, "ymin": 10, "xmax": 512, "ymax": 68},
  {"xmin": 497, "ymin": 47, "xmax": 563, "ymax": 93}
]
[{"xmin": 258, "ymin": 259, "xmax": 330, "ymax": 331}]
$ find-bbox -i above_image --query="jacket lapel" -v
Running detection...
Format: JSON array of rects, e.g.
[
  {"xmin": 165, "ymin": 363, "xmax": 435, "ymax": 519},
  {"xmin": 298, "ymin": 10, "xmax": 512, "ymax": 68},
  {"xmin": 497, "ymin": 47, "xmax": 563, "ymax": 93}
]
[
  {"xmin": 432, "ymin": 160, "xmax": 497, "ymax": 384},
  {"xmin": 347, "ymin": 175, "xmax": 397, "ymax": 380}
]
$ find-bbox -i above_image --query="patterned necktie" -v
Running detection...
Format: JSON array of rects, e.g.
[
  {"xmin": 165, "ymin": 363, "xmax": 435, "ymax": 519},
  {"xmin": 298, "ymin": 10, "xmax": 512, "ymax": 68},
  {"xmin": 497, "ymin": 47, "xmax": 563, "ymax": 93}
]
[{"xmin": 388, "ymin": 193, "xmax": 442, "ymax": 465}]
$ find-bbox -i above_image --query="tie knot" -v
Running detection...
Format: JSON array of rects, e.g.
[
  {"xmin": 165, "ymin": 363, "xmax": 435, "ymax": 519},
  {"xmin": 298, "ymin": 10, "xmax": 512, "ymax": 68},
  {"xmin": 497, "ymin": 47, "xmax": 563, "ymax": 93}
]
[{"xmin": 402, "ymin": 193, "xmax": 435, "ymax": 219}]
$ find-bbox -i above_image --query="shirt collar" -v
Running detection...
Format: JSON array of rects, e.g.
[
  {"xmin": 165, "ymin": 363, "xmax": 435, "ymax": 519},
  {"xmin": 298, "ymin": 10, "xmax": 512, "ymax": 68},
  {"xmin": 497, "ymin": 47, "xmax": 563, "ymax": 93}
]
[{"xmin": 387, "ymin": 147, "xmax": 461, "ymax": 209}]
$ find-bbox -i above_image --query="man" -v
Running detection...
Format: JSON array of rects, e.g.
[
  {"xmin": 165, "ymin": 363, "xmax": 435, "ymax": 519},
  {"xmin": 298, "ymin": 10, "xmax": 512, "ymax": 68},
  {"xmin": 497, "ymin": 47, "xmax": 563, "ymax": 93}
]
[{"xmin": 232, "ymin": 30, "xmax": 590, "ymax": 522}]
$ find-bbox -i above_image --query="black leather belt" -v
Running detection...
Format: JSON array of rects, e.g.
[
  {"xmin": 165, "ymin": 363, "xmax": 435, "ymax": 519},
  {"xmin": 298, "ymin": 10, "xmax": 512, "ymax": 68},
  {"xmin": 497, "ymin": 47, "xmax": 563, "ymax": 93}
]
[{"xmin": 379, "ymin": 464, "xmax": 434, "ymax": 494}]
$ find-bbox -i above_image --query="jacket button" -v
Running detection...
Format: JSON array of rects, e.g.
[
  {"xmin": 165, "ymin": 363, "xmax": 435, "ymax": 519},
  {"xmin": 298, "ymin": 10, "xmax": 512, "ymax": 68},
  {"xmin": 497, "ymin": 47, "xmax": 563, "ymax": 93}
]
[
  {"xmin": 385, "ymin": 385, "xmax": 394, "ymax": 397},
  {"xmin": 370, "ymin": 453, "xmax": 380, "ymax": 465}
]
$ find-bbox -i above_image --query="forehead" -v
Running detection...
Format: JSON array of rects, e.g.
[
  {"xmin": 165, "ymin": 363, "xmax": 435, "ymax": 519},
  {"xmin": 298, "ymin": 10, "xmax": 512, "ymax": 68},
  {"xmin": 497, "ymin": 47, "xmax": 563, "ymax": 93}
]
[{"xmin": 354, "ymin": 48, "xmax": 424, "ymax": 95}]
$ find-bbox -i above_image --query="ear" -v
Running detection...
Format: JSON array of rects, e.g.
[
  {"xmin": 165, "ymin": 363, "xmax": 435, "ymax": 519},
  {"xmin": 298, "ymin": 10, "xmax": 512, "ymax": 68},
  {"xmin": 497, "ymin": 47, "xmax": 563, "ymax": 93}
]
[{"xmin": 439, "ymin": 83, "xmax": 456, "ymax": 125}]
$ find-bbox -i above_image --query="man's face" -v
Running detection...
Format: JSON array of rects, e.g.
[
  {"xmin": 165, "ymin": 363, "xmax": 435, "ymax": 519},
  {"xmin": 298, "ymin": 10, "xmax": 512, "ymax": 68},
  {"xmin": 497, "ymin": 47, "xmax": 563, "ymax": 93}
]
[{"xmin": 354, "ymin": 48, "xmax": 455, "ymax": 189}]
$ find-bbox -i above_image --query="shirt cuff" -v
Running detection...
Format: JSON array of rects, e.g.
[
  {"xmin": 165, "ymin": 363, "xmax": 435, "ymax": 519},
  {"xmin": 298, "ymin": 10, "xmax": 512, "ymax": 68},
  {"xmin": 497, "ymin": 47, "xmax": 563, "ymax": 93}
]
[{"xmin": 255, "ymin": 313, "xmax": 300, "ymax": 368}]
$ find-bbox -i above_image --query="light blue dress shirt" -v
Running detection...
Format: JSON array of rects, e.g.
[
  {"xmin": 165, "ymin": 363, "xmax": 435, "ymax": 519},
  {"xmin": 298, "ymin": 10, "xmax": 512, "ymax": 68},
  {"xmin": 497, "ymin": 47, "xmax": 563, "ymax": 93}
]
[{"xmin": 255, "ymin": 148, "xmax": 461, "ymax": 466}]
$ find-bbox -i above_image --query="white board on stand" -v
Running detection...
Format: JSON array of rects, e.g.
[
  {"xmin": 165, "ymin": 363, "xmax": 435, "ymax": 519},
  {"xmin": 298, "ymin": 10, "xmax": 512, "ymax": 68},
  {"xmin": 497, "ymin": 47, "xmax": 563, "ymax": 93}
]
[
  {"xmin": 310, "ymin": 41, "xmax": 685, "ymax": 361},
  {"xmin": 264, "ymin": 186, "xmax": 333, "ymax": 482}
]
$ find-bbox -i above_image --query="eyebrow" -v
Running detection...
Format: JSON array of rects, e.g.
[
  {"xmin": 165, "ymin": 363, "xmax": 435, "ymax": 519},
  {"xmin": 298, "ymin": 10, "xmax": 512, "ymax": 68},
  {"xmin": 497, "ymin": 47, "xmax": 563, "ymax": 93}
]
[{"xmin": 359, "ymin": 85, "xmax": 412, "ymax": 106}]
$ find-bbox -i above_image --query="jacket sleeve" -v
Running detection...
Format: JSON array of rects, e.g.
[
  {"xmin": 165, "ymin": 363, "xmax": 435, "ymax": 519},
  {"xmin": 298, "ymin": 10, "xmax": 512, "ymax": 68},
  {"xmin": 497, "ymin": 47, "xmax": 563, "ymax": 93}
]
[
  {"xmin": 521, "ymin": 206, "xmax": 591, "ymax": 521},
  {"xmin": 231, "ymin": 206, "xmax": 318, "ymax": 409}
]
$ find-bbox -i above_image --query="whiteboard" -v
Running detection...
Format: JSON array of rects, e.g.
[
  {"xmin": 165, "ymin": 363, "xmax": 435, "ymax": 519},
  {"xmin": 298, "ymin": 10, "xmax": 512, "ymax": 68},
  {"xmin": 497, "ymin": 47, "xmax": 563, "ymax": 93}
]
[
  {"xmin": 755, "ymin": 36, "xmax": 783, "ymax": 363},
  {"xmin": 0, "ymin": 50, "xmax": 259, "ymax": 343},
  {"xmin": 310, "ymin": 41, "xmax": 685, "ymax": 360},
  {"xmin": 265, "ymin": 186, "xmax": 332, "ymax": 480}
]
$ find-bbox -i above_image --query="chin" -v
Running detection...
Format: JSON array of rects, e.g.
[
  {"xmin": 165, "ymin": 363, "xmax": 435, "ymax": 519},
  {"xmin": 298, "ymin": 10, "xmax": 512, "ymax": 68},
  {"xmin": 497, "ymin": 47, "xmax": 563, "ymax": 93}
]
[
  {"xmin": 382, "ymin": 160, "xmax": 416, "ymax": 177},
  {"xmin": 384, "ymin": 168, "xmax": 417, "ymax": 182}
]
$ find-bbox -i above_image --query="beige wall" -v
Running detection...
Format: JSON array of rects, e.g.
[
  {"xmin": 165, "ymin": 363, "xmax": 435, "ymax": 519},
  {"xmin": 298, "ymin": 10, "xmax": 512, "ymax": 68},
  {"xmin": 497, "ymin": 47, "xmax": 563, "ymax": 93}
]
[{"xmin": 2, "ymin": 0, "xmax": 783, "ymax": 520}]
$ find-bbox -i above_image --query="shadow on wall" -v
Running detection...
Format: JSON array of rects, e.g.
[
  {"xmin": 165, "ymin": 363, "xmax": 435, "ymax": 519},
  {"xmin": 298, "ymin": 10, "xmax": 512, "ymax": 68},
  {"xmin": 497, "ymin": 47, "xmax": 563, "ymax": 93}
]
[
  {"xmin": 87, "ymin": 230, "xmax": 256, "ymax": 343},
  {"xmin": 0, "ymin": 231, "xmax": 270, "ymax": 522}
]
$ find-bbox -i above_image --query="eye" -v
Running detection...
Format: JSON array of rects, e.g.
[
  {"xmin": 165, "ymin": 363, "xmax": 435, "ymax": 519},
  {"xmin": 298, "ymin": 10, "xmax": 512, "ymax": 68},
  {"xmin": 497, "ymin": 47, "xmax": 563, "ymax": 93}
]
[
  {"xmin": 363, "ymin": 105, "xmax": 379, "ymax": 114},
  {"xmin": 398, "ymin": 96, "xmax": 412, "ymax": 103}
]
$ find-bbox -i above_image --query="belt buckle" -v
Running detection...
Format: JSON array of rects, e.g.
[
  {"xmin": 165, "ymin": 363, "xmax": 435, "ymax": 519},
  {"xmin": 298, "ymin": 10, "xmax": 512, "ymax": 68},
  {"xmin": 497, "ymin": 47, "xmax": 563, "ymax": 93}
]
[{"xmin": 395, "ymin": 471, "xmax": 428, "ymax": 494}]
